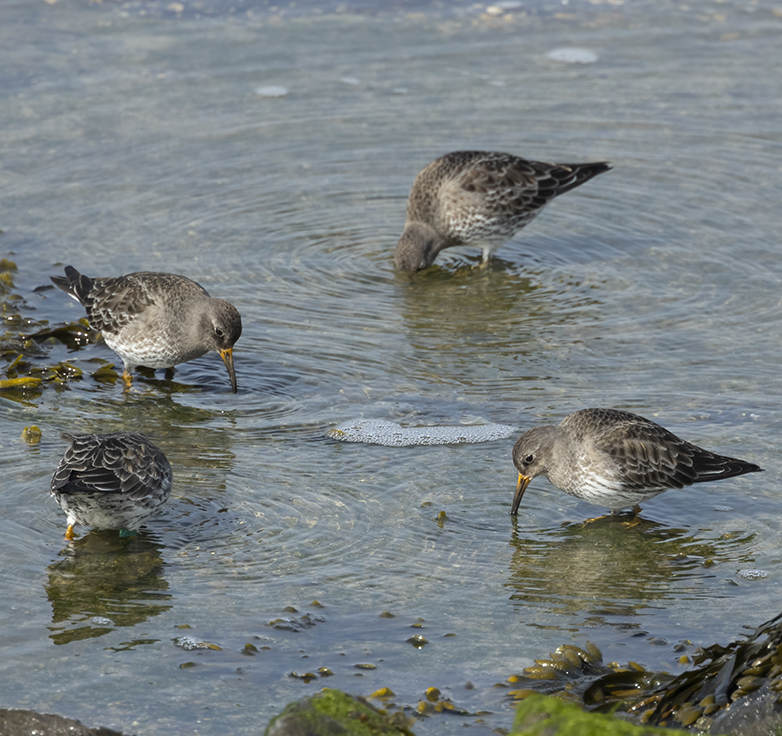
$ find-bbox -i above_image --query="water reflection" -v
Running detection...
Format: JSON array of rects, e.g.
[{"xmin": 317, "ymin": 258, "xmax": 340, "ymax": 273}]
[
  {"xmin": 46, "ymin": 531, "xmax": 171, "ymax": 646},
  {"xmin": 397, "ymin": 261, "xmax": 538, "ymax": 342},
  {"xmin": 506, "ymin": 516, "xmax": 754, "ymax": 619},
  {"xmin": 395, "ymin": 261, "xmax": 607, "ymax": 393}
]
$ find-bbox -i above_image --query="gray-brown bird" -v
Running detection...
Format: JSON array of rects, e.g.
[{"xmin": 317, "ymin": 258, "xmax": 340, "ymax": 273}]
[
  {"xmin": 394, "ymin": 150, "xmax": 610, "ymax": 271},
  {"xmin": 50, "ymin": 266, "xmax": 242, "ymax": 392},
  {"xmin": 50, "ymin": 432, "xmax": 173, "ymax": 539},
  {"xmin": 511, "ymin": 408, "xmax": 762, "ymax": 516}
]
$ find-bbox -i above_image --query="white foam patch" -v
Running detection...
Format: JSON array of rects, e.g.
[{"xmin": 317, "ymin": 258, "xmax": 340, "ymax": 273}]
[
  {"xmin": 737, "ymin": 569, "xmax": 769, "ymax": 580},
  {"xmin": 327, "ymin": 418, "xmax": 518, "ymax": 447},
  {"xmin": 546, "ymin": 48, "xmax": 599, "ymax": 64},
  {"xmin": 255, "ymin": 85, "xmax": 288, "ymax": 98}
]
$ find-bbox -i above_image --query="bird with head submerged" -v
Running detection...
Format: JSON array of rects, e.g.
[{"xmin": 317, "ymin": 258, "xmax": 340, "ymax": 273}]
[
  {"xmin": 394, "ymin": 150, "xmax": 611, "ymax": 272},
  {"xmin": 50, "ymin": 266, "xmax": 242, "ymax": 392},
  {"xmin": 50, "ymin": 432, "xmax": 173, "ymax": 540},
  {"xmin": 511, "ymin": 408, "xmax": 763, "ymax": 517}
]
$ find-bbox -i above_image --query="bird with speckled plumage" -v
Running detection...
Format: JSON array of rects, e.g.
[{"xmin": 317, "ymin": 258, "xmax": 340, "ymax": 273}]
[
  {"xmin": 50, "ymin": 266, "xmax": 242, "ymax": 392},
  {"xmin": 394, "ymin": 150, "xmax": 610, "ymax": 271},
  {"xmin": 511, "ymin": 408, "xmax": 763, "ymax": 517},
  {"xmin": 50, "ymin": 432, "xmax": 173, "ymax": 539}
]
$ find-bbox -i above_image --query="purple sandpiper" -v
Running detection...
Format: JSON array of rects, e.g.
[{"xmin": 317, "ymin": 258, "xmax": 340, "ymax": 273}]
[
  {"xmin": 395, "ymin": 150, "xmax": 610, "ymax": 271},
  {"xmin": 50, "ymin": 266, "xmax": 242, "ymax": 392},
  {"xmin": 50, "ymin": 432, "xmax": 173, "ymax": 539},
  {"xmin": 511, "ymin": 408, "xmax": 763, "ymax": 516}
]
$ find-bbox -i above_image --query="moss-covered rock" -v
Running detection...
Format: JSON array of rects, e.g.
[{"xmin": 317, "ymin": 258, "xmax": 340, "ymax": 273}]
[
  {"xmin": 511, "ymin": 694, "xmax": 681, "ymax": 735},
  {"xmin": 264, "ymin": 688, "xmax": 414, "ymax": 736}
]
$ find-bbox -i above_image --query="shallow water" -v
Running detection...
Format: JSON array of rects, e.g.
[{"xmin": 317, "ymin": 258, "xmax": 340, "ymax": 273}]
[{"xmin": 2, "ymin": 0, "xmax": 782, "ymax": 733}]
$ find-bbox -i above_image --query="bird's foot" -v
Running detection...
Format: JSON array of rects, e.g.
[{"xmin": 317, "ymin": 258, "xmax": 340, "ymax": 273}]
[
  {"xmin": 621, "ymin": 505, "xmax": 643, "ymax": 528},
  {"xmin": 122, "ymin": 370, "xmax": 133, "ymax": 391},
  {"xmin": 579, "ymin": 514, "xmax": 611, "ymax": 527}
]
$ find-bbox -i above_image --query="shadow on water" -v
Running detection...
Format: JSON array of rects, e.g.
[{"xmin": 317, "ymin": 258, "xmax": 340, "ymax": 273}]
[
  {"xmin": 506, "ymin": 515, "xmax": 755, "ymax": 620},
  {"xmin": 45, "ymin": 531, "xmax": 171, "ymax": 646}
]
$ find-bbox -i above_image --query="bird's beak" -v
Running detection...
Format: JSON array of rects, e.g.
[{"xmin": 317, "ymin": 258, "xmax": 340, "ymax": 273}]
[
  {"xmin": 511, "ymin": 473, "xmax": 530, "ymax": 516},
  {"xmin": 219, "ymin": 347, "xmax": 237, "ymax": 393}
]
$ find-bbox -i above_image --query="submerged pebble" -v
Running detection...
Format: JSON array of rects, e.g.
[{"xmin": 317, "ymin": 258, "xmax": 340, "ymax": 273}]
[
  {"xmin": 174, "ymin": 635, "xmax": 220, "ymax": 651},
  {"xmin": 327, "ymin": 418, "xmax": 518, "ymax": 447},
  {"xmin": 370, "ymin": 687, "xmax": 395, "ymax": 699},
  {"xmin": 21, "ymin": 425, "xmax": 42, "ymax": 443}
]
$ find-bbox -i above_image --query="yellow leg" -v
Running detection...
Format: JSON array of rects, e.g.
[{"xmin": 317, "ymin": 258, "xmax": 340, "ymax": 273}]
[
  {"xmin": 580, "ymin": 513, "xmax": 611, "ymax": 528},
  {"xmin": 122, "ymin": 369, "xmax": 133, "ymax": 390},
  {"xmin": 622, "ymin": 505, "xmax": 643, "ymax": 528},
  {"xmin": 469, "ymin": 257, "xmax": 491, "ymax": 272},
  {"xmin": 65, "ymin": 524, "xmax": 76, "ymax": 540}
]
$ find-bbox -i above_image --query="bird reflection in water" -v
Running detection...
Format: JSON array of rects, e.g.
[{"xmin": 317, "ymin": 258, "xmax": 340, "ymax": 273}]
[{"xmin": 45, "ymin": 530, "xmax": 171, "ymax": 646}]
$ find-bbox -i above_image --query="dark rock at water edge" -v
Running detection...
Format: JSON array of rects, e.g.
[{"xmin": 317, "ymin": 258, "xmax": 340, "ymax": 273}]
[{"xmin": 0, "ymin": 709, "xmax": 128, "ymax": 736}]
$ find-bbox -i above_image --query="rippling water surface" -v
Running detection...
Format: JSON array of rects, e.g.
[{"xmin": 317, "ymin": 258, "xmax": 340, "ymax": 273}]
[{"xmin": 2, "ymin": 0, "xmax": 781, "ymax": 733}]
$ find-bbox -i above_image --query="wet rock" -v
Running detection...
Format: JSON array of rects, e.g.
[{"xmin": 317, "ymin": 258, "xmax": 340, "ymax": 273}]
[
  {"xmin": 0, "ymin": 708, "xmax": 128, "ymax": 736},
  {"xmin": 643, "ymin": 611, "xmax": 782, "ymax": 731},
  {"xmin": 508, "ymin": 611, "xmax": 782, "ymax": 733},
  {"xmin": 511, "ymin": 694, "xmax": 678, "ymax": 735},
  {"xmin": 264, "ymin": 688, "xmax": 414, "ymax": 736},
  {"xmin": 709, "ymin": 687, "xmax": 782, "ymax": 734}
]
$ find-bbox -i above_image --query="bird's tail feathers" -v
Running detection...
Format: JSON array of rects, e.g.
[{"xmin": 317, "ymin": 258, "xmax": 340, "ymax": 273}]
[{"xmin": 50, "ymin": 265, "xmax": 94, "ymax": 305}]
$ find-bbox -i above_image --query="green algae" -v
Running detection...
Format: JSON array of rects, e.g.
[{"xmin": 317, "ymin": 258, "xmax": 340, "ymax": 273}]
[
  {"xmin": 1, "ymin": 266, "xmax": 100, "ymax": 398},
  {"xmin": 511, "ymin": 694, "xmax": 680, "ymax": 736},
  {"xmin": 264, "ymin": 688, "xmax": 415, "ymax": 736}
]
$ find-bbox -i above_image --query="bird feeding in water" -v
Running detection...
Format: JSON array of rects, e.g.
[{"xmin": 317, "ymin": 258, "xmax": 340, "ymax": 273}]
[
  {"xmin": 394, "ymin": 150, "xmax": 610, "ymax": 271},
  {"xmin": 511, "ymin": 408, "xmax": 763, "ymax": 518},
  {"xmin": 50, "ymin": 266, "xmax": 242, "ymax": 392},
  {"xmin": 50, "ymin": 432, "xmax": 173, "ymax": 540}
]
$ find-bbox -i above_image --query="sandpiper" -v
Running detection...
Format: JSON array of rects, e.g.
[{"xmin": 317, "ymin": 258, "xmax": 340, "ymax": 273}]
[
  {"xmin": 394, "ymin": 150, "xmax": 610, "ymax": 271},
  {"xmin": 511, "ymin": 408, "xmax": 762, "ymax": 516},
  {"xmin": 50, "ymin": 432, "xmax": 173, "ymax": 539},
  {"xmin": 50, "ymin": 266, "xmax": 242, "ymax": 392}
]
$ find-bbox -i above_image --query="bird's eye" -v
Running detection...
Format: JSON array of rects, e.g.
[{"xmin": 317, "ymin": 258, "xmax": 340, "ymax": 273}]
[
  {"xmin": 524, "ymin": 454, "xmax": 534, "ymax": 464},
  {"xmin": 215, "ymin": 327, "xmax": 225, "ymax": 339}
]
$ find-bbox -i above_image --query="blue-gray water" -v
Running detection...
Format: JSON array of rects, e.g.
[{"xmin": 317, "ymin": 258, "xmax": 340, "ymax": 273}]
[{"xmin": 2, "ymin": 0, "xmax": 781, "ymax": 733}]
